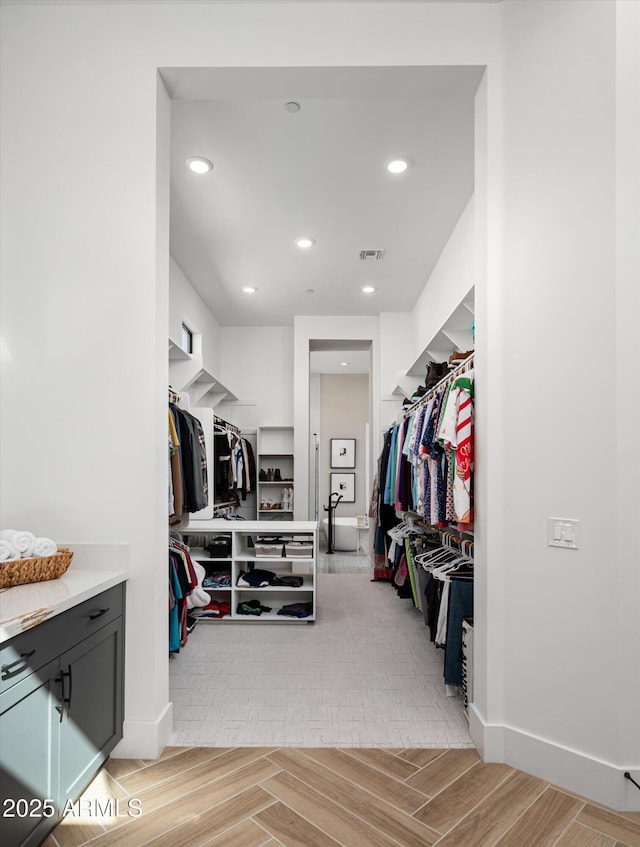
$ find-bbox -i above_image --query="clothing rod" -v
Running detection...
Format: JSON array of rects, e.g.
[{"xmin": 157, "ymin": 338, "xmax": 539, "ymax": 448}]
[
  {"xmin": 214, "ymin": 414, "xmax": 241, "ymax": 435},
  {"xmin": 410, "ymin": 518, "xmax": 475, "ymax": 555},
  {"xmin": 403, "ymin": 353, "xmax": 474, "ymax": 417}
]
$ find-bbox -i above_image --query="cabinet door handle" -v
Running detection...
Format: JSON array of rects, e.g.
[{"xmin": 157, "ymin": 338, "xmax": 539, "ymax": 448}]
[
  {"xmin": 56, "ymin": 669, "xmax": 72, "ymax": 722},
  {"xmin": 89, "ymin": 607, "xmax": 109, "ymax": 621},
  {"xmin": 1, "ymin": 649, "xmax": 36, "ymax": 680},
  {"xmin": 63, "ymin": 667, "xmax": 72, "ymax": 711}
]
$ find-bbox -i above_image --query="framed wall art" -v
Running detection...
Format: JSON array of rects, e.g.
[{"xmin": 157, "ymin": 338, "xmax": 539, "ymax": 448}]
[
  {"xmin": 330, "ymin": 472, "xmax": 355, "ymax": 503},
  {"xmin": 330, "ymin": 438, "xmax": 356, "ymax": 468}
]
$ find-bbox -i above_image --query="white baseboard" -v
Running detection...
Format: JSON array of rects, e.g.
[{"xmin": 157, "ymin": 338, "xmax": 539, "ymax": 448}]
[
  {"xmin": 468, "ymin": 704, "xmax": 640, "ymax": 812},
  {"xmin": 110, "ymin": 701, "xmax": 173, "ymax": 760}
]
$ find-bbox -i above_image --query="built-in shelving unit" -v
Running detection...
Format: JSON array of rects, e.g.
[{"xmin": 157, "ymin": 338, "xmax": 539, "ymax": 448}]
[
  {"xmin": 184, "ymin": 520, "xmax": 317, "ymax": 622},
  {"xmin": 390, "ymin": 287, "xmax": 475, "ymax": 400},
  {"xmin": 168, "ymin": 336, "xmax": 238, "ymax": 406},
  {"xmin": 257, "ymin": 427, "xmax": 294, "ymax": 521},
  {"xmin": 407, "ymin": 289, "xmax": 474, "ymax": 379}
]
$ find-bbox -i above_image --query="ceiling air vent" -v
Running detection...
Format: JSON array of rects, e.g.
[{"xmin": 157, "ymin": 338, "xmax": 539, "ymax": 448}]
[{"xmin": 359, "ymin": 249, "xmax": 385, "ymax": 261}]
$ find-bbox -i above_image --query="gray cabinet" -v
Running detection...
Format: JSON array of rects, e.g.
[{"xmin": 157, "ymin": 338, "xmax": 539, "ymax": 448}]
[
  {"xmin": 0, "ymin": 583, "xmax": 125, "ymax": 847},
  {"xmin": 0, "ymin": 659, "xmax": 58, "ymax": 847}
]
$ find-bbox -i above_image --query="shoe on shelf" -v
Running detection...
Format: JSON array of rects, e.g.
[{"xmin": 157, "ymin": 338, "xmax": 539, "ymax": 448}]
[
  {"xmin": 425, "ymin": 361, "xmax": 448, "ymax": 389},
  {"xmin": 448, "ymin": 349, "xmax": 474, "ymax": 365}
]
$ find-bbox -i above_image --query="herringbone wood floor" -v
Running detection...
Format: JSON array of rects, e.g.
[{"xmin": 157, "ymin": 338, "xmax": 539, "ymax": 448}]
[{"xmin": 44, "ymin": 746, "xmax": 640, "ymax": 847}]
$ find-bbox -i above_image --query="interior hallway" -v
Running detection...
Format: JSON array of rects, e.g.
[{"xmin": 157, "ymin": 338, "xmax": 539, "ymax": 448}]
[{"xmin": 169, "ymin": 568, "xmax": 472, "ymax": 748}]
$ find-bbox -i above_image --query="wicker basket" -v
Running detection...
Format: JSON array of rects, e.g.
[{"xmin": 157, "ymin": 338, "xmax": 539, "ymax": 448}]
[{"xmin": 0, "ymin": 548, "xmax": 73, "ymax": 589}]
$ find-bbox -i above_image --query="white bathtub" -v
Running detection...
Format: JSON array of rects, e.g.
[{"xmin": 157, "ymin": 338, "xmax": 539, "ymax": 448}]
[{"xmin": 321, "ymin": 516, "xmax": 368, "ymax": 552}]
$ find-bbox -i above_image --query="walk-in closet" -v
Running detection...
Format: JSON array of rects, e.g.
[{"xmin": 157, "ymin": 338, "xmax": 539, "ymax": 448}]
[
  {"xmin": 4, "ymin": 5, "xmax": 638, "ymax": 843},
  {"xmin": 167, "ymin": 265, "xmax": 476, "ymax": 748}
]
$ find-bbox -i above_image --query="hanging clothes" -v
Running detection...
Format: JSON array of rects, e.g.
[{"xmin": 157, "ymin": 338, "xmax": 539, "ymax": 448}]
[
  {"xmin": 169, "ymin": 402, "xmax": 208, "ymax": 515},
  {"xmin": 369, "ymin": 425, "xmax": 400, "ymax": 580},
  {"xmin": 374, "ymin": 359, "xmax": 474, "ymax": 529},
  {"xmin": 213, "ymin": 426, "xmax": 256, "ymax": 504},
  {"xmin": 169, "ymin": 404, "xmax": 184, "ymax": 520},
  {"xmin": 437, "ymin": 370, "xmax": 475, "ymax": 530},
  {"xmin": 168, "ymin": 538, "xmax": 199, "ymax": 653}
]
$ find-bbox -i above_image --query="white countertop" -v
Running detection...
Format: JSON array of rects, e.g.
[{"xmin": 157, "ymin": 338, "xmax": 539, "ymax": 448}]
[{"xmin": 0, "ymin": 544, "xmax": 128, "ymax": 643}]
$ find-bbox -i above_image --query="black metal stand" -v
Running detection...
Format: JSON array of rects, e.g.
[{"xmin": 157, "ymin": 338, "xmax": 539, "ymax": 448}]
[
  {"xmin": 323, "ymin": 492, "xmax": 343, "ymax": 554},
  {"xmin": 624, "ymin": 772, "xmax": 640, "ymax": 792}
]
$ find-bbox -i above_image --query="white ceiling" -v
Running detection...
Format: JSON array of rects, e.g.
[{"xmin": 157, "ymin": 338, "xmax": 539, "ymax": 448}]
[
  {"xmin": 308, "ymin": 350, "xmax": 371, "ymax": 375},
  {"xmin": 166, "ymin": 65, "xmax": 483, "ymax": 329}
]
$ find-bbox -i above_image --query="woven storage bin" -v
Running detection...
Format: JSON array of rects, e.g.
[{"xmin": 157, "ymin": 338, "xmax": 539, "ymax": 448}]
[
  {"xmin": 284, "ymin": 541, "xmax": 313, "ymax": 558},
  {"xmin": 254, "ymin": 536, "xmax": 284, "ymax": 558},
  {"xmin": 0, "ymin": 548, "xmax": 73, "ymax": 589}
]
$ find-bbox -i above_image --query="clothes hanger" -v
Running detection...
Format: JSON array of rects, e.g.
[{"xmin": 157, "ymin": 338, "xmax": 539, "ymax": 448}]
[
  {"xmin": 415, "ymin": 547, "xmax": 459, "ymax": 569},
  {"xmin": 431, "ymin": 554, "xmax": 469, "ymax": 580}
]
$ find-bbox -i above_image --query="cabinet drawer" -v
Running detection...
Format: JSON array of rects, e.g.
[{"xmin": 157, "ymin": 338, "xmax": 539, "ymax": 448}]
[
  {"xmin": 0, "ymin": 618, "xmax": 67, "ymax": 694},
  {"xmin": 0, "ymin": 583, "xmax": 125, "ymax": 694},
  {"xmin": 61, "ymin": 583, "xmax": 124, "ymax": 638}
]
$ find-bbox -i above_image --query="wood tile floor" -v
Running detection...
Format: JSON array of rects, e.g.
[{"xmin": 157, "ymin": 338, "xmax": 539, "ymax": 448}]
[{"xmin": 44, "ymin": 746, "xmax": 640, "ymax": 847}]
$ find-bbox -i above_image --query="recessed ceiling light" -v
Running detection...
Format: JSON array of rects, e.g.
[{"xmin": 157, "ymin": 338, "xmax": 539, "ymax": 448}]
[
  {"xmin": 340, "ymin": 362, "xmax": 349, "ymax": 367},
  {"xmin": 362, "ymin": 286, "xmax": 376, "ymax": 294},
  {"xmin": 284, "ymin": 101, "xmax": 301, "ymax": 113},
  {"xmin": 242, "ymin": 286, "xmax": 257, "ymax": 294},
  {"xmin": 296, "ymin": 237, "xmax": 315, "ymax": 249},
  {"xmin": 386, "ymin": 158, "xmax": 409, "ymax": 174},
  {"xmin": 186, "ymin": 157, "xmax": 213, "ymax": 174}
]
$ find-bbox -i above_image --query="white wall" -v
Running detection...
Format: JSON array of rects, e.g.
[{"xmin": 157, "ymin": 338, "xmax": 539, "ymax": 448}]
[
  {"xmin": 170, "ymin": 256, "xmax": 222, "ymax": 377},
  {"xmin": 1, "ymin": 0, "xmax": 637, "ymax": 810},
  {"xmin": 377, "ymin": 193, "xmax": 477, "ymax": 430},
  {"xmin": 411, "ymin": 195, "xmax": 475, "ymax": 362},
  {"xmin": 217, "ymin": 326, "xmax": 294, "ymax": 430},
  {"xmin": 615, "ymin": 0, "xmax": 640, "ymax": 805},
  {"xmin": 378, "ymin": 312, "xmax": 414, "ymax": 403},
  {"xmin": 309, "ymin": 374, "xmax": 322, "ymax": 520},
  {"xmin": 320, "ymin": 374, "xmax": 369, "ymax": 519},
  {"xmin": 476, "ymin": 0, "xmax": 633, "ymax": 809},
  {"xmin": 0, "ymin": 16, "xmax": 173, "ymax": 755}
]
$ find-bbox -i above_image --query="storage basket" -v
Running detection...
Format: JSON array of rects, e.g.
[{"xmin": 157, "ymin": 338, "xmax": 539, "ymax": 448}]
[
  {"xmin": 284, "ymin": 541, "xmax": 313, "ymax": 558},
  {"xmin": 0, "ymin": 548, "xmax": 73, "ymax": 589},
  {"xmin": 204, "ymin": 536, "xmax": 232, "ymax": 558},
  {"xmin": 254, "ymin": 537, "xmax": 284, "ymax": 558}
]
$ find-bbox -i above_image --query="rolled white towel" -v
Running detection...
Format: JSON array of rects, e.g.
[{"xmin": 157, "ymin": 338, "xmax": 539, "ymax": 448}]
[
  {"xmin": 1, "ymin": 530, "xmax": 36, "ymax": 558},
  {"xmin": 33, "ymin": 537, "xmax": 58, "ymax": 557},
  {"xmin": 0, "ymin": 538, "xmax": 20, "ymax": 562}
]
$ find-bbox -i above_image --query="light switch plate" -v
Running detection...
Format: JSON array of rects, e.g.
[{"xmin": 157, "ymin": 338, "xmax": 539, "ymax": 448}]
[{"xmin": 548, "ymin": 517, "xmax": 579, "ymax": 549}]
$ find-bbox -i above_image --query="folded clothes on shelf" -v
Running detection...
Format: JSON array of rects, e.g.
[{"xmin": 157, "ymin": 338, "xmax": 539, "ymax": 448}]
[
  {"xmin": 199, "ymin": 599, "xmax": 231, "ymax": 618},
  {"xmin": 203, "ymin": 574, "xmax": 231, "ymax": 588},
  {"xmin": 277, "ymin": 601, "xmax": 313, "ymax": 619},
  {"xmin": 236, "ymin": 568, "xmax": 277, "ymax": 587},
  {"xmin": 272, "ymin": 575, "xmax": 304, "ymax": 587},
  {"xmin": 236, "ymin": 599, "xmax": 272, "ymax": 616}
]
